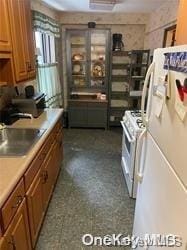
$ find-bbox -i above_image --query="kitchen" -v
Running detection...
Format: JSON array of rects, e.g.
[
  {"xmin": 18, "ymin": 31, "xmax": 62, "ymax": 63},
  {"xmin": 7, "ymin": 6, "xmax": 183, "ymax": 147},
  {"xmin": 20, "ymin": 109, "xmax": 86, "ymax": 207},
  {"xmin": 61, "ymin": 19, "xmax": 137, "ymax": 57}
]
[{"xmin": 0, "ymin": 0, "xmax": 187, "ymax": 249}]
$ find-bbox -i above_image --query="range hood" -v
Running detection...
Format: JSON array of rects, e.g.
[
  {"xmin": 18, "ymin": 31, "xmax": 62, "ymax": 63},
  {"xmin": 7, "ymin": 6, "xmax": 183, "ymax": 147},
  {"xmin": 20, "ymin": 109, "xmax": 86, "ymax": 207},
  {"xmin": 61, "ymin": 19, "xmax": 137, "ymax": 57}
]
[{"xmin": 89, "ymin": 0, "xmax": 117, "ymax": 11}]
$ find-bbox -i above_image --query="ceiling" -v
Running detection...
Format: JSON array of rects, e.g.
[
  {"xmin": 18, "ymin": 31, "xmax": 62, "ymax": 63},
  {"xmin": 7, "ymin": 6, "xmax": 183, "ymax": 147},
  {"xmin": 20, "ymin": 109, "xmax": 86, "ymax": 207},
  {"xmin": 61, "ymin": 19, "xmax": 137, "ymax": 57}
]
[{"xmin": 42, "ymin": 0, "xmax": 173, "ymax": 13}]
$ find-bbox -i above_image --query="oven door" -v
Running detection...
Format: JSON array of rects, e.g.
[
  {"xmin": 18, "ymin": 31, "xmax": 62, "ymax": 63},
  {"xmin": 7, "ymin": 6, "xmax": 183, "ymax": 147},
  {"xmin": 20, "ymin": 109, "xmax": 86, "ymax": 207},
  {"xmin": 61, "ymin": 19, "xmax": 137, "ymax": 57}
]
[{"xmin": 121, "ymin": 121, "xmax": 136, "ymax": 181}]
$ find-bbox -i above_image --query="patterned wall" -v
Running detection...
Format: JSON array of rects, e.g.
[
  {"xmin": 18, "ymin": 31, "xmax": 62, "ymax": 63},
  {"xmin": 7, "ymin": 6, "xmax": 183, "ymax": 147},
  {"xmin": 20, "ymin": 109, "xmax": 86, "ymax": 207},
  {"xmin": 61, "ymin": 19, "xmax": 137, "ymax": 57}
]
[
  {"xmin": 60, "ymin": 12, "xmax": 148, "ymax": 25},
  {"xmin": 144, "ymin": 0, "xmax": 179, "ymax": 52},
  {"xmin": 31, "ymin": 0, "xmax": 60, "ymax": 20}
]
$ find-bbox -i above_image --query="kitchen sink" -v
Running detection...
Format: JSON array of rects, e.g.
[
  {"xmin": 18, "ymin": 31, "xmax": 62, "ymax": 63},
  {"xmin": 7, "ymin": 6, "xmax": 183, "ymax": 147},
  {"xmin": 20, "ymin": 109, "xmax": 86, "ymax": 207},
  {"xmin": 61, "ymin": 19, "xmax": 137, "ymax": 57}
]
[{"xmin": 0, "ymin": 128, "xmax": 46, "ymax": 156}]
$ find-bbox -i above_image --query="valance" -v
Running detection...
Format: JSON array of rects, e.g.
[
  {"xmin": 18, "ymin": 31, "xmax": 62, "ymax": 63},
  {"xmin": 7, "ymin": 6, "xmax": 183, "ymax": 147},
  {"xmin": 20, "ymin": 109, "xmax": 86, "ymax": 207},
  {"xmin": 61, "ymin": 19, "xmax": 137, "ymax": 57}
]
[{"xmin": 32, "ymin": 10, "xmax": 60, "ymax": 38}]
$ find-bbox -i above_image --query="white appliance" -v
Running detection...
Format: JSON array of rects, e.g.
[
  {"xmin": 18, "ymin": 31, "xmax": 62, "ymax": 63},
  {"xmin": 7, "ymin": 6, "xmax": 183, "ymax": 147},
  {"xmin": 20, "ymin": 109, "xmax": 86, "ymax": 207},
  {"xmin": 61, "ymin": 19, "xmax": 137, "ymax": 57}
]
[
  {"xmin": 133, "ymin": 45, "xmax": 187, "ymax": 249},
  {"xmin": 121, "ymin": 110, "xmax": 145, "ymax": 198}
]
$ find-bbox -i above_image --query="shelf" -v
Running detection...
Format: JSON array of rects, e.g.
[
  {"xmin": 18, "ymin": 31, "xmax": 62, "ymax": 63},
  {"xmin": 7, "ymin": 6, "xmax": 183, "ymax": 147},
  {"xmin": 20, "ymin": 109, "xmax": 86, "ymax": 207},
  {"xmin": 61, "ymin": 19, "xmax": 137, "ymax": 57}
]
[
  {"xmin": 131, "ymin": 76, "xmax": 144, "ymax": 79},
  {"xmin": 111, "ymin": 91, "xmax": 129, "ymax": 99},
  {"xmin": 72, "ymin": 74, "xmax": 86, "ymax": 77},
  {"xmin": 91, "ymin": 43, "xmax": 106, "ymax": 46},
  {"xmin": 72, "ymin": 60, "xmax": 86, "ymax": 62},
  {"xmin": 91, "ymin": 60, "xmax": 105, "ymax": 63},
  {"xmin": 129, "ymin": 95, "xmax": 142, "ymax": 99},
  {"xmin": 112, "ymin": 51, "xmax": 130, "ymax": 56},
  {"xmin": 91, "ymin": 76, "xmax": 105, "ymax": 79},
  {"xmin": 71, "ymin": 44, "xmax": 85, "ymax": 48},
  {"xmin": 112, "ymin": 75, "xmax": 129, "ymax": 82},
  {"xmin": 131, "ymin": 63, "xmax": 148, "ymax": 67},
  {"xmin": 68, "ymin": 99, "xmax": 108, "ymax": 103},
  {"xmin": 112, "ymin": 63, "xmax": 129, "ymax": 69}
]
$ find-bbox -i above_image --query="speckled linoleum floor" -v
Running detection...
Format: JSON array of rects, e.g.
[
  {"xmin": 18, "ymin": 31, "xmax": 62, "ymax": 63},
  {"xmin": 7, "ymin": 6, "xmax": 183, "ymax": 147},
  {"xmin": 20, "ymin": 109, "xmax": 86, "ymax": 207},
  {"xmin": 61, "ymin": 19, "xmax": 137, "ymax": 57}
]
[{"xmin": 36, "ymin": 128, "xmax": 135, "ymax": 250}]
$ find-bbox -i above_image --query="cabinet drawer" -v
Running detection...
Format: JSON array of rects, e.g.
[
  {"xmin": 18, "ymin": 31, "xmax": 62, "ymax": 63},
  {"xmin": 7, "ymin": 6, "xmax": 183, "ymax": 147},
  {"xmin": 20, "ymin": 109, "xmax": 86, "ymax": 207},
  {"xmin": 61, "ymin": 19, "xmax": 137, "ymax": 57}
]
[
  {"xmin": 24, "ymin": 132, "xmax": 54, "ymax": 191},
  {"xmin": 24, "ymin": 151, "xmax": 44, "ymax": 192},
  {"xmin": 1, "ymin": 178, "xmax": 25, "ymax": 231}
]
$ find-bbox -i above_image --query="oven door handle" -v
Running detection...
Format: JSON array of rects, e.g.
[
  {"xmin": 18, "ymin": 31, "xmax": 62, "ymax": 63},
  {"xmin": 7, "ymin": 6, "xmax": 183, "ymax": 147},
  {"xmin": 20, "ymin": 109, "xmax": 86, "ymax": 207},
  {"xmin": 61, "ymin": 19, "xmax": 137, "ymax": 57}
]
[
  {"xmin": 120, "ymin": 121, "xmax": 135, "ymax": 143},
  {"xmin": 122, "ymin": 157, "xmax": 129, "ymax": 175}
]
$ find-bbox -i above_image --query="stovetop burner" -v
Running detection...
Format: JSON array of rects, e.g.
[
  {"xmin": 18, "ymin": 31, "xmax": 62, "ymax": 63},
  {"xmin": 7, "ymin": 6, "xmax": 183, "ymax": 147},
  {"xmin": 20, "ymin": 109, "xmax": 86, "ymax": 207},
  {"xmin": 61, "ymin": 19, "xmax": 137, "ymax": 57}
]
[{"xmin": 130, "ymin": 111, "xmax": 142, "ymax": 117}]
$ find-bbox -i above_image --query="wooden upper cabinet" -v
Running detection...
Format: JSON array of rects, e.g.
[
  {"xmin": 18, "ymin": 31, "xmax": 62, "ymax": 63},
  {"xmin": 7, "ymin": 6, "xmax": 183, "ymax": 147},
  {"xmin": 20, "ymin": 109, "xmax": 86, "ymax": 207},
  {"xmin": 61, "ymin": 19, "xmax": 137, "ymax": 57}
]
[
  {"xmin": 176, "ymin": 0, "xmax": 187, "ymax": 45},
  {"xmin": 24, "ymin": 0, "xmax": 36, "ymax": 79},
  {"xmin": 6, "ymin": 0, "xmax": 36, "ymax": 83},
  {"xmin": 0, "ymin": 0, "xmax": 12, "ymax": 52},
  {"xmin": 8, "ymin": 0, "xmax": 29, "ymax": 82}
]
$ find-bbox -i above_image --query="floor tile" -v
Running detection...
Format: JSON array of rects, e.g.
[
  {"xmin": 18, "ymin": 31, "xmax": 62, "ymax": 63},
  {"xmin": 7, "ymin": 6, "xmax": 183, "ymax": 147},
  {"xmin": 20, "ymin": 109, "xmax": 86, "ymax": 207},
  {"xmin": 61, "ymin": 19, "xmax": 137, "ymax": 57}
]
[{"xmin": 36, "ymin": 128, "xmax": 135, "ymax": 250}]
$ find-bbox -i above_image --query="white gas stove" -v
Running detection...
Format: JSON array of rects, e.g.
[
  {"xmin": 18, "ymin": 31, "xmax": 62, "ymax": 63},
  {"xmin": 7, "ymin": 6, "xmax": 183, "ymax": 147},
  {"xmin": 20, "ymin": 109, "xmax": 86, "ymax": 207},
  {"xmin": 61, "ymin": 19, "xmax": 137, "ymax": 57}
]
[{"xmin": 121, "ymin": 110, "xmax": 145, "ymax": 198}]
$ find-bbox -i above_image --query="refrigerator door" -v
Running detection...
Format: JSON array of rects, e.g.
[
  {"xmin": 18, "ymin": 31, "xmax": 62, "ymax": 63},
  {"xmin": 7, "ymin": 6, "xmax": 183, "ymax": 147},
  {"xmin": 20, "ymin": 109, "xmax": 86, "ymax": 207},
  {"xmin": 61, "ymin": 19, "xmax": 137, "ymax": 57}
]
[
  {"xmin": 148, "ymin": 45, "xmax": 187, "ymax": 188},
  {"xmin": 133, "ymin": 132, "xmax": 187, "ymax": 250}
]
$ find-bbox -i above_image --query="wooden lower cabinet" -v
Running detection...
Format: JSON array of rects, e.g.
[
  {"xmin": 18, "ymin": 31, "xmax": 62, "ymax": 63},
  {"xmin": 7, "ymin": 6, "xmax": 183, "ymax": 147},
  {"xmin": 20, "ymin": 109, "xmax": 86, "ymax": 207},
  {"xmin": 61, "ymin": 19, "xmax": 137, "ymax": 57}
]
[
  {"xmin": 26, "ymin": 168, "xmax": 44, "ymax": 247},
  {"xmin": 41, "ymin": 149, "xmax": 54, "ymax": 212},
  {"xmin": 68, "ymin": 101, "xmax": 108, "ymax": 128},
  {"xmin": 53, "ymin": 129, "xmax": 63, "ymax": 183},
  {"xmin": 0, "ymin": 199, "xmax": 32, "ymax": 250},
  {"xmin": 0, "ymin": 119, "xmax": 63, "ymax": 249}
]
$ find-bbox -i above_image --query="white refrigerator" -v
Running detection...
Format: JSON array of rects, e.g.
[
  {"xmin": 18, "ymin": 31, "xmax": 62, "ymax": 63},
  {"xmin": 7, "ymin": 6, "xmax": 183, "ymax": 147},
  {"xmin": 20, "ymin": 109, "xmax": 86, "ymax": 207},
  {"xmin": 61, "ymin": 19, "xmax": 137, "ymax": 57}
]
[{"xmin": 133, "ymin": 45, "xmax": 187, "ymax": 249}]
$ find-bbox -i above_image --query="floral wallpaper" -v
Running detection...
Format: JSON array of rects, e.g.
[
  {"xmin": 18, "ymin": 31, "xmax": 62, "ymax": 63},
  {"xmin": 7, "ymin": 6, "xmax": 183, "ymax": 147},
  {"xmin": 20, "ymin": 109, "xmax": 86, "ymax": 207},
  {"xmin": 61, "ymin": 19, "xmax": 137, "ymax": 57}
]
[
  {"xmin": 144, "ymin": 0, "xmax": 179, "ymax": 52},
  {"xmin": 31, "ymin": 0, "xmax": 60, "ymax": 20},
  {"xmin": 60, "ymin": 12, "xmax": 148, "ymax": 25}
]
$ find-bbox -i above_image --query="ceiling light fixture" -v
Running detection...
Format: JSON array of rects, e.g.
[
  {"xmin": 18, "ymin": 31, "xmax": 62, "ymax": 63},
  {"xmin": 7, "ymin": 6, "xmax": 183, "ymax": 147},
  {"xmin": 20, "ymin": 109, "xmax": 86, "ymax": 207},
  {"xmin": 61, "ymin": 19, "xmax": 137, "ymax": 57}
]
[{"xmin": 89, "ymin": 0, "xmax": 117, "ymax": 11}]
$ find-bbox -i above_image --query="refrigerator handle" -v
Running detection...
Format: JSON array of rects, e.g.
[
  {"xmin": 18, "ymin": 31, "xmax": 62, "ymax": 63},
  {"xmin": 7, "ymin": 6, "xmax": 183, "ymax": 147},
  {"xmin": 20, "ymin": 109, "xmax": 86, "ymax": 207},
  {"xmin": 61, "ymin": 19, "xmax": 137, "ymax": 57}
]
[
  {"xmin": 141, "ymin": 62, "xmax": 155, "ymax": 127},
  {"xmin": 136, "ymin": 129, "xmax": 146, "ymax": 183}
]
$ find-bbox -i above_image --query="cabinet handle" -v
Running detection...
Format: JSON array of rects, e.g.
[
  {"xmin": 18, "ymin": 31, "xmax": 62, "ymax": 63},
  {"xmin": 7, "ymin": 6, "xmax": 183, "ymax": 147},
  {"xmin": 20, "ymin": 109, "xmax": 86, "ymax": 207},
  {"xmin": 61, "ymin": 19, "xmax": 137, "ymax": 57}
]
[
  {"xmin": 29, "ymin": 62, "xmax": 32, "ymax": 70},
  {"xmin": 8, "ymin": 236, "xmax": 16, "ymax": 250},
  {"xmin": 26, "ymin": 62, "xmax": 31, "ymax": 72},
  {"xmin": 26, "ymin": 62, "xmax": 29, "ymax": 71},
  {"xmin": 12, "ymin": 195, "xmax": 23, "ymax": 209},
  {"xmin": 41, "ymin": 170, "xmax": 48, "ymax": 184}
]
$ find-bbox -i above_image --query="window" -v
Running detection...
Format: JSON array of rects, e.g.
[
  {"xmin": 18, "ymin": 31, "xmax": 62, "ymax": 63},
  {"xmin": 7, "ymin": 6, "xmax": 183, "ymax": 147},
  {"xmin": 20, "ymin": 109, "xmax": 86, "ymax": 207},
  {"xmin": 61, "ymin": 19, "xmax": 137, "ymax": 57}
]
[{"xmin": 35, "ymin": 31, "xmax": 56, "ymax": 64}]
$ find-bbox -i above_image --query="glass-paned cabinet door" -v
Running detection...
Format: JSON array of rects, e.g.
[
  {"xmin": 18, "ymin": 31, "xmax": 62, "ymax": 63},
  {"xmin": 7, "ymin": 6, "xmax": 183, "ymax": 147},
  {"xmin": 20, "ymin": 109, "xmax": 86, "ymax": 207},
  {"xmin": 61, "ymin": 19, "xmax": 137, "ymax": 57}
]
[
  {"xmin": 69, "ymin": 30, "xmax": 87, "ymax": 87},
  {"xmin": 90, "ymin": 30, "xmax": 107, "ymax": 88}
]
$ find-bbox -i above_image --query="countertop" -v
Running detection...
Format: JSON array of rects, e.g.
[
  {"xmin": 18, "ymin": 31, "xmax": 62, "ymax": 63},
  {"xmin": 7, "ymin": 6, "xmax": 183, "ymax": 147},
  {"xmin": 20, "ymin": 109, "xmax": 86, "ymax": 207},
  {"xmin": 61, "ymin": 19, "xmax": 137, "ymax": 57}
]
[
  {"xmin": 0, "ymin": 108, "xmax": 63, "ymax": 207},
  {"xmin": 68, "ymin": 99, "xmax": 108, "ymax": 103}
]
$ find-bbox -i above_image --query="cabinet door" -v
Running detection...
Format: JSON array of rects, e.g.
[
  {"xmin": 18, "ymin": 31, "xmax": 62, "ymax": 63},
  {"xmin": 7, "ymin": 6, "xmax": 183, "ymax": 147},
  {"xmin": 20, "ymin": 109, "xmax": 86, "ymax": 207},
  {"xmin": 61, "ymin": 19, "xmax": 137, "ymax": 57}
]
[
  {"xmin": 8, "ymin": 0, "xmax": 28, "ymax": 82},
  {"xmin": 41, "ymin": 149, "xmax": 54, "ymax": 211},
  {"xmin": 67, "ymin": 30, "xmax": 88, "ymax": 88},
  {"xmin": 1, "ymin": 200, "xmax": 32, "ymax": 250},
  {"xmin": 176, "ymin": 0, "xmax": 187, "ymax": 45},
  {"xmin": 87, "ymin": 107, "xmax": 107, "ymax": 128},
  {"xmin": 90, "ymin": 30, "xmax": 110, "ymax": 88},
  {"xmin": 0, "ymin": 0, "xmax": 12, "ymax": 52},
  {"xmin": 24, "ymin": 0, "xmax": 36, "ymax": 79},
  {"xmin": 68, "ymin": 107, "xmax": 87, "ymax": 127},
  {"xmin": 53, "ymin": 131, "xmax": 63, "ymax": 183},
  {"xmin": 26, "ymin": 169, "xmax": 44, "ymax": 248}
]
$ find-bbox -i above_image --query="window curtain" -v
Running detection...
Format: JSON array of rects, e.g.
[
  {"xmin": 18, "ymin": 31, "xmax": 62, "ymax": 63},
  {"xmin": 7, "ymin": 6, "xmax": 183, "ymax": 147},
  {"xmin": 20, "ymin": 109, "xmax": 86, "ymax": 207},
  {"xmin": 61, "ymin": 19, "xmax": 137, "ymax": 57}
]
[
  {"xmin": 32, "ymin": 10, "xmax": 60, "ymax": 38},
  {"xmin": 38, "ymin": 63, "xmax": 62, "ymax": 107},
  {"xmin": 32, "ymin": 11, "xmax": 62, "ymax": 108}
]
